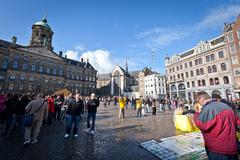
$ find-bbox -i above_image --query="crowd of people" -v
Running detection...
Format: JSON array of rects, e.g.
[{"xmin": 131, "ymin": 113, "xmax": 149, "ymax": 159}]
[{"xmin": 0, "ymin": 92, "xmax": 99, "ymax": 146}]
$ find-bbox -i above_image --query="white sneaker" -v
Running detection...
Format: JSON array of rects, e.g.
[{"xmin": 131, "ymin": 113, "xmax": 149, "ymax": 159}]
[
  {"xmin": 23, "ymin": 140, "xmax": 30, "ymax": 146},
  {"xmin": 74, "ymin": 134, "xmax": 78, "ymax": 138},
  {"xmin": 64, "ymin": 134, "xmax": 70, "ymax": 138},
  {"xmin": 90, "ymin": 130, "xmax": 95, "ymax": 135},
  {"xmin": 84, "ymin": 128, "xmax": 90, "ymax": 133},
  {"xmin": 31, "ymin": 139, "xmax": 38, "ymax": 144}
]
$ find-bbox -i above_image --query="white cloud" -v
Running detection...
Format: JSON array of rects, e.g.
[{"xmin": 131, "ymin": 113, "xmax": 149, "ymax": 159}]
[
  {"xmin": 64, "ymin": 50, "xmax": 79, "ymax": 60},
  {"xmin": 197, "ymin": 4, "xmax": 240, "ymax": 29},
  {"xmin": 81, "ymin": 49, "xmax": 114, "ymax": 74},
  {"xmin": 136, "ymin": 27, "xmax": 189, "ymax": 49}
]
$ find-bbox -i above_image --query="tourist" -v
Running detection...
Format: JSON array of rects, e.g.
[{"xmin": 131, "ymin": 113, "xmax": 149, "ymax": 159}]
[
  {"xmin": 54, "ymin": 95, "xmax": 63, "ymax": 123},
  {"xmin": 64, "ymin": 93, "xmax": 84, "ymax": 138},
  {"xmin": 84, "ymin": 93, "xmax": 99, "ymax": 135},
  {"xmin": 194, "ymin": 91, "xmax": 239, "ymax": 160},
  {"xmin": 136, "ymin": 98, "xmax": 142, "ymax": 117},
  {"xmin": 47, "ymin": 95, "xmax": 55, "ymax": 124},
  {"xmin": 24, "ymin": 94, "xmax": 48, "ymax": 145},
  {"xmin": 7, "ymin": 95, "xmax": 30, "ymax": 137},
  {"xmin": 2, "ymin": 94, "xmax": 18, "ymax": 135},
  {"xmin": 152, "ymin": 98, "xmax": 157, "ymax": 115},
  {"xmin": 118, "ymin": 95, "xmax": 126, "ymax": 118}
]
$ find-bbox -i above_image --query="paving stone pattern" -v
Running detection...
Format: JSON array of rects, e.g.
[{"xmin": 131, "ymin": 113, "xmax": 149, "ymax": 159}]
[{"xmin": 0, "ymin": 103, "xmax": 185, "ymax": 160}]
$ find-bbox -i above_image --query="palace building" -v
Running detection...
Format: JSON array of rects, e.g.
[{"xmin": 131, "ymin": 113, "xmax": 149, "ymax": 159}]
[{"xmin": 0, "ymin": 17, "xmax": 97, "ymax": 95}]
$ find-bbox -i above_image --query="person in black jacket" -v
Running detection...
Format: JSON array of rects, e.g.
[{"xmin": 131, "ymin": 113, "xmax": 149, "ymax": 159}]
[
  {"xmin": 84, "ymin": 93, "xmax": 99, "ymax": 135},
  {"xmin": 7, "ymin": 95, "xmax": 30, "ymax": 137},
  {"xmin": 64, "ymin": 93, "xmax": 84, "ymax": 138}
]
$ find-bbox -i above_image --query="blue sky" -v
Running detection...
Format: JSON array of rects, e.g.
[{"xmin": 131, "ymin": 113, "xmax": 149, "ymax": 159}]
[{"xmin": 0, "ymin": 0, "xmax": 240, "ymax": 74}]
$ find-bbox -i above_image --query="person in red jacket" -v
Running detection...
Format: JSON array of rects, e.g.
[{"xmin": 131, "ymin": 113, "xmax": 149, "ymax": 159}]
[
  {"xmin": 47, "ymin": 95, "xmax": 55, "ymax": 124},
  {"xmin": 194, "ymin": 91, "xmax": 240, "ymax": 160}
]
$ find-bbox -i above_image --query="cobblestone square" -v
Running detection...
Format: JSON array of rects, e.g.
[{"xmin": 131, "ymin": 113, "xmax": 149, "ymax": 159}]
[{"xmin": 0, "ymin": 103, "xmax": 183, "ymax": 160}]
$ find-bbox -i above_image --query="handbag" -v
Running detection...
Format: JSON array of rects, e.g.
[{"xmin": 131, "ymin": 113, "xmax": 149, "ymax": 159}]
[{"xmin": 24, "ymin": 100, "xmax": 45, "ymax": 127}]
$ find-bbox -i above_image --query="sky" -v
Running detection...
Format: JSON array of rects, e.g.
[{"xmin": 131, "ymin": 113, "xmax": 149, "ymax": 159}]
[{"xmin": 0, "ymin": 0, "xmax": 240, "ymax": 74}]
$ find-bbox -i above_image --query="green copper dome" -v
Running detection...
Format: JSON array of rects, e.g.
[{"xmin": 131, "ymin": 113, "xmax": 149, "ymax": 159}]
[{"xmin": 34, "ymin": 17, "xmax": 52, "ymax": 31}]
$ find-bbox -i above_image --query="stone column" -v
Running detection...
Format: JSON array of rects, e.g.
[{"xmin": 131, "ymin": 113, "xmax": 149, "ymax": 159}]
[{"xmin": 111, "ymin": 76, "xmax": 114, "ymax": 95}]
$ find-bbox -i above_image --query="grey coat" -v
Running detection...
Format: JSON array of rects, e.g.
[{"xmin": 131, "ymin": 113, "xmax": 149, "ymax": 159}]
[{"xmin": 25, "ymin": 98, "xmax": 48, "ymax": 121}]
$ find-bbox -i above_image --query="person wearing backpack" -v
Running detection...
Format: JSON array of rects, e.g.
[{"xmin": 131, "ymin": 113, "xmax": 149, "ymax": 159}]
[{"xmin": 24, "ymin": 94, "xmax": 48, "ymax": 145}]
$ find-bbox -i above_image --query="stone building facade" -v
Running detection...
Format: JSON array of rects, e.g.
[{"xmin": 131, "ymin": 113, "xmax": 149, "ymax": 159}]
[
  {"xmin": 224, "ymin": 15, "xmax": 240, "ymax": 98},
  {"xmin": 144, "ymin": 73, "xmax": 166, "ymax": 98},
  {"xmin": 165, "ymin": 35, "xmax": 234, "ymax": 100},
  {"xmin": 0, "ymin": 17, "xmax": 97, "ymax": 95}
]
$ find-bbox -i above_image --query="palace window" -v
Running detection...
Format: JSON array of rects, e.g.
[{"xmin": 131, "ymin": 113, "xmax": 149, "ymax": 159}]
[
  {"xmin": 1, "ymin": 55, "xmax": 9, "ymax": 69},
  {"xmin": 185, "ymin": 63, "xmax": 188, "ymax": 68},
  {"xmin": 202, "ymin": 80, "xmax": 206, "ymax": 86},
  {"xmin": 234, "ymin": 67, "xmax": 240, "ymax": 76},
  {"xmin": 20, "ymin": 75, "xmax": 25, "ymax": 81},
  {"xmin": 59, "ymin": 65, "xmax": 63, "ymax": 76},
  {"xmin": 223, "ymin": 76, "xmax": 229, "ymax": 84},
  {"xmin": 198, "ymin": 80, "xmax": 201, "ymax": 86},
  {"xmin": 218, "ymin": 51, "xmax": 224, "ymax": 58},
  {"xmin": 208, "ymin": 66, "xmax": 212, "ymax": 73},
  {"xmin": 210, "ymin": 78, "xmax": 214, "ymax": 85},
  {"xmin": 187, "ymin": 82, "xmax": 190, "ymax": 88},
  {"xmin": 212, "ymin": 65, "xmax": 217, "ymax": 72},
  {"xmin": 221, "ymin": 63, "xmax": 227, "ymax": 71},
  {"xmin": 206, "ymin": 55, "xmax": 210, "ymax": 62},
  {"xmin": 210, "ymin": 54, "xmax": 215, "ymax": 61},
  {"xmin": 22, "ymin": 56, "xmax": 29, "ymax": 71},
  {"xmin": 200, "ymin": 68, "xmax": 204, "ymax": 75},
  {"xmin": 231, "ymin": 56, "xmax": 238, "ymax": 64},
  {"xmin": 190, "ymin": 70, "xmax": 194, "ymax": 77},
  {"xmin": 189, "ymin": 61, "xmax": 192, "ymax": 67},
  {"xmin": 196, "ymin": 69, "xmax": 200, "ymax": 76},
  {"xmin": 191, "ymin": 81, "xmax": 195, "ymax": 87},
  {"xmin": 9, "ymin": 82, "xmax": 14, "ymax": 90},
  {"xmin": 214, "ymin": 78, "xmax": 219, "ymax": 85},
  {"xmin": 185, "ymin": 72, "xmax": 189, "ymax": 78},
  {"xmin": 12, "ymin": 54, "xmax": 20, "ymax": 69}
]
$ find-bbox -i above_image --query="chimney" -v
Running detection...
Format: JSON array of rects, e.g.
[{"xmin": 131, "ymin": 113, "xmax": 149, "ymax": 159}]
[
  {"xmin": 12, "ymin": 36, "xmax": 17, "ymax": 46},
  {"xmin": 59, "ymin": 51, "xmax": 63, "ymax": 57},
  {"xmin": 87, "ymin": 58, "xmax": 89, "ymax": 63},
  {"xmin": 81, "ymin": 58, "xmax": 84, "ymax": 63}
]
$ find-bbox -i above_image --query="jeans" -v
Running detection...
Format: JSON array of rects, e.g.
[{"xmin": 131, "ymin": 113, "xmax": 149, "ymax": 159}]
[
  {"xmin": 137, "ymin": 108, "xmax": 142, "ymax": 117},
  {"xmin": 65, "ymin": 115, "xmax": 80, "ymax": 135},
  {"xmin": 206, "ymin": 149, "xmax": 238, "ymax": 160},
  {"xmin": 7, "ymin": 114, "xmax": 25, "ymax": 136},
  {"xmin": 87, "ymin": 112, "xmax": 96, "ymax": 130}
]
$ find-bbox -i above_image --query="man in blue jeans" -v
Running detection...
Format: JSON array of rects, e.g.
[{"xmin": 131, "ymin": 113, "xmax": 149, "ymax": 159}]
[
  {"xmin": 84, "ymin": 93, "xmax": 99, "ymax": 135},
  {"xmin": 64, "ymin": 93, "xmax": 84, "ymax": 138}
]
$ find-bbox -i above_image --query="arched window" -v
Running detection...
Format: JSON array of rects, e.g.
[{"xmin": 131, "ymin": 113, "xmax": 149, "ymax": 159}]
[
  {"xmin": 198, "ymin": 80, "xmax": 201, "ymax": 86},
  {"xmin": 214, "ymin": 78, "xmax": 219, "ymax": 85},
  {"xmin": 223, "ymin": 76, "xmax": 229, "ymax": 84},
  {"xmin": 178, "ymin": 83, "xmax": 185, "ymax": 90},
  {"xmin": 192, "ymin": 81, "xmax": 195, "ymax": 87},
  {"xmin": 208, "ymin": 66, "xmax": 212, "ymax": 73},
  {"xmin": 59, "ymin": 65, "xmax": 63, "ymax": 76},
  {"xmin": 210, "ymin": 78, "xmax": 214, "ymax": 85},
  {"xmin": 221, "ymin": 63, "xmax": 227, "ymax": 71},
  {"xmin": 190, "ymin": 70, "xmax": 194, "ymax": 77},
  {"xmin": 212, "ymin": 65, "xmax": 217, "ymax": 72},
  {"xmin": 23, "ymin": 56, "xmax": 29, "ymax": 70},
  {"xmin": 202, "ymin": 79, "xmax": 206, "ymax": 86},
  {"xmin": 12, "ymin": 54, "xmax": 20, "ymax": 69},
  {"xmin": 181, "ymin": 73, "xmax": 184, "ymax": 79},
  {"xmin": 52, "ymin": 65, "xmax": 57, "ymax": 75},
  {"xmin": 171, "ymin": 85, "xmax": 177, "ymax": 92},
  {"xmin": 200, "ymin": 68, "xmax": 204, "ymax": 75},
  {"xmin": 187, "ymin": 82, "xmax": 190, "ymax": 88},
  {"xmin": 185, "ymin": 72, "xmax": 189, "ymax": 78},
  {"xmin": 196, "ymin": 69, "xmax": 200, "ymax": 76}
]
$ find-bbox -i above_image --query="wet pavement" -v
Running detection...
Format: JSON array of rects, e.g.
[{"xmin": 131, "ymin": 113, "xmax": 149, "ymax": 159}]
[{"xmin": 0, "ymin": 103, "xmax": 185, "ymax": 160}]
